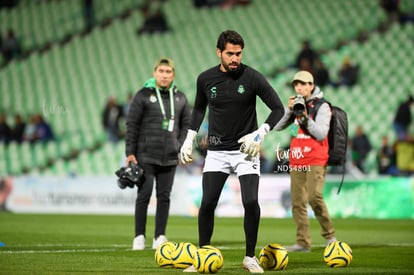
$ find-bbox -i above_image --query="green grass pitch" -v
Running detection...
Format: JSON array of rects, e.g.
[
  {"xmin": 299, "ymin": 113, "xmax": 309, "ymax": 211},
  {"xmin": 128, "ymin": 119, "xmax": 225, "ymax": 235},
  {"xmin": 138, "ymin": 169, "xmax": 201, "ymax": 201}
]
[{"xmin": 0, "ymin": 213, "xmax": 413, "ymax": 274}]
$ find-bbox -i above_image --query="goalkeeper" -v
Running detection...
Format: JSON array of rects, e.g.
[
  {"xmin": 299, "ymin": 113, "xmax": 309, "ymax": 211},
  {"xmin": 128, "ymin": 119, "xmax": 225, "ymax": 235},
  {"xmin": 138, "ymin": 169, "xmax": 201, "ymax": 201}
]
[{"xmin": 180, "ymin": 30, "xmax": 284, "ymax": 273}]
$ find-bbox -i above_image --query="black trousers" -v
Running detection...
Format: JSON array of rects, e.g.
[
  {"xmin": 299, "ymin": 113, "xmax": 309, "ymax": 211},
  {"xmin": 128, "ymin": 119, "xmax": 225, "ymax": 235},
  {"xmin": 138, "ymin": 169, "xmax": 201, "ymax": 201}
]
[
  {"xmin": 134, "ymin": 163, "xmax": 176, "ymax": 238},
  {"xmin": 198, "ymin": 172, "xmax": 260, "ymax": 257}
]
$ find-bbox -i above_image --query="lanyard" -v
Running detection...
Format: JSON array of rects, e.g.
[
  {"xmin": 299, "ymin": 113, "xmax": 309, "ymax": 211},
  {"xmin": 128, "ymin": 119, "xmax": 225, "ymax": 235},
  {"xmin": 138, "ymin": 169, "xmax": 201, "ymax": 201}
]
[{"xmin": 155, "ymin": 87, "xmax": 174, "ymax": 120}]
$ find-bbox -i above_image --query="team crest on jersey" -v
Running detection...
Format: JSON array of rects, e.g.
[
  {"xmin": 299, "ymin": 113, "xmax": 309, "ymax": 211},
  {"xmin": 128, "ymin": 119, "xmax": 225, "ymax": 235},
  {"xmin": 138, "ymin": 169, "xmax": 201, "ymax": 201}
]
[
  {"xmin": 237, "ymin": 85, "xmax": 245, "ymax": 94},
  {"xmin": 149, "ymin": 94, "xmax": 157, "ymax": 103}
]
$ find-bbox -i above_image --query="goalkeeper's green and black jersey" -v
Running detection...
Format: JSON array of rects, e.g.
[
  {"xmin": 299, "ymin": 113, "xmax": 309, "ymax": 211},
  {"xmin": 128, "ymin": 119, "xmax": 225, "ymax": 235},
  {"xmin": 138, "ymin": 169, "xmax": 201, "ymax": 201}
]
[{"xmin": 190, "ymin": 63, "xmax": 284, "ymax": 151}]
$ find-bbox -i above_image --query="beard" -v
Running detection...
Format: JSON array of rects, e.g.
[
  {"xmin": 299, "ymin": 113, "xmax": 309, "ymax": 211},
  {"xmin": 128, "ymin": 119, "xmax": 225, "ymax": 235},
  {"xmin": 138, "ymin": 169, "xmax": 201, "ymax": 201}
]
[
  {"xmin": 221, "ymin": 61, "xmax": 242, "ymax": 78},
  {"xmin": 222, "ymin": 61, "xmax": 240, "ymax": 72}
]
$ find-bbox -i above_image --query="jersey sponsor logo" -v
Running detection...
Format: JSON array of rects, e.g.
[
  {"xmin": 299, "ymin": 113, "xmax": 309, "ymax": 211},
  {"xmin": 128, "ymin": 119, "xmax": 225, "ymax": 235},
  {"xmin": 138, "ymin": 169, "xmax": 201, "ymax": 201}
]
[
  {"xmin": 252, "ymin": 164, "xmax": 258, "ymax": 169},
  {"xmin": 210, "ymin": 87, "xmax": 217, "ymax": 98}
]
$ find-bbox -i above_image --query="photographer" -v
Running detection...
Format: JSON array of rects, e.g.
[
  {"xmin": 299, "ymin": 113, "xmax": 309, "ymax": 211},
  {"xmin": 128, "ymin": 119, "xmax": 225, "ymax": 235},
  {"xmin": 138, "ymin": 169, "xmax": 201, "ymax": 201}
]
[{"xmin": 274, "ymin": 71, "xmax": 336, "ymax": 252}]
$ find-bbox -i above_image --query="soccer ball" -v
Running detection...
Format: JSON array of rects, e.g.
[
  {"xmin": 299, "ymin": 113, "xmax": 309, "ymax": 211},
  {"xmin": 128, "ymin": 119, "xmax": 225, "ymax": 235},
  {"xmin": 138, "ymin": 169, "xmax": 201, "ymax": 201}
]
[
  {"xmin": 154, "ymin": 241, "xmax": 176, "ymax": 268},
  {"xmin": 194, "ymin": 246, "xmax": 224, "ymax": 273},
  {"xmin": 170, "ymin": 242, "xmax": 198, "ymax": 269},
  {"xmin": 259, "ymin": 243, "xmax": 288, "ymax": 270},
  {"xmin": 323, "ymin": 240, "xmax": 353, "ymax": 267},
  {"xmin": 200, "ymin": 245, "xmax": 224, "ymax": 269}
]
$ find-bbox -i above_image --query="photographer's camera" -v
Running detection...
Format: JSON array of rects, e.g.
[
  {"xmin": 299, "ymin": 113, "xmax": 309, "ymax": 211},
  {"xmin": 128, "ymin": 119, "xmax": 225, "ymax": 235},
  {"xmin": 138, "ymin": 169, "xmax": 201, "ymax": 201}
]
[
  {"xmin": 293, "ymin": 95, "xmax": 306, "ymax": 116},
  {"xmin": 115, "ymin": 163, "xmax": 145, "ymax": 189}
]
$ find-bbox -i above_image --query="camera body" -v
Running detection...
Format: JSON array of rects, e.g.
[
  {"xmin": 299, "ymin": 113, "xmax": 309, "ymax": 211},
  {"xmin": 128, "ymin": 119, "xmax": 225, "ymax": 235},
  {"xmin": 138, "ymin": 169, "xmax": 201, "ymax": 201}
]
[
  {"xmin": 293, "ymin": 95, "xmax": 306, "ymax": 115},
  {"xmin": 115, "ymin": 163, "xmax": 145, "ymax": 189}
]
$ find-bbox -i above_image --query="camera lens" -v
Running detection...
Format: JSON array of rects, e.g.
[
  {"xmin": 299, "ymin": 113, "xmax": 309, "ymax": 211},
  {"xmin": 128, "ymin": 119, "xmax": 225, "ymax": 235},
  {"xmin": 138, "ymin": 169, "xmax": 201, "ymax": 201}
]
[{"xmin": 293, "ymin": 96, "xmax": 306, "ymax": 115}]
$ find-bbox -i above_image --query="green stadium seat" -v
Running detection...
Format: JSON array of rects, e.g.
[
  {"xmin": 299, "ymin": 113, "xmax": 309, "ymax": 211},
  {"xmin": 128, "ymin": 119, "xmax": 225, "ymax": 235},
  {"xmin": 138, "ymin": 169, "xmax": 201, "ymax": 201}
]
[{"xmin": 1, "ymin": 0, "xmax": 410, "ymax": 176}]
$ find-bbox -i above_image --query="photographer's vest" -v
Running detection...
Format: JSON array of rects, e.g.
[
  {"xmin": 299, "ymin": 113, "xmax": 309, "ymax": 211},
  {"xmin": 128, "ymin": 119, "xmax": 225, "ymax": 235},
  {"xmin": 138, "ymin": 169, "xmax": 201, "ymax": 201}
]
[{"xmin": 289, "ymin": 98, "xmax": 330, "ymax": 167}]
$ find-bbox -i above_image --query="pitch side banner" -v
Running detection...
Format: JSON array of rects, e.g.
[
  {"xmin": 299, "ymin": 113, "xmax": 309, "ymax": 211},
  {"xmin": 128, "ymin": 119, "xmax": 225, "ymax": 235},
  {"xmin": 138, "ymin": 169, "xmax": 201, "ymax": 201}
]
[
  {"xmin": 4, "ymin": 175, "xmax": 414, "ymax": 218},
  {"xmin": 324, "ymin": 176, "xmax": 414, "ymax": 219},
  {"xmin": 4, "ymin": 174, "xmax": 291, "ymax": 216}
]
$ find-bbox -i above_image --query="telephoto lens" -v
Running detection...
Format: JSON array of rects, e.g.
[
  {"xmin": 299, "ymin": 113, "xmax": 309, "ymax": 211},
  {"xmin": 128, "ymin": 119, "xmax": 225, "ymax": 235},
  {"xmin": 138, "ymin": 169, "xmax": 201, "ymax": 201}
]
[{"xmin": 293, "ymin": 95, "xmax": 306, "ymax": 115}]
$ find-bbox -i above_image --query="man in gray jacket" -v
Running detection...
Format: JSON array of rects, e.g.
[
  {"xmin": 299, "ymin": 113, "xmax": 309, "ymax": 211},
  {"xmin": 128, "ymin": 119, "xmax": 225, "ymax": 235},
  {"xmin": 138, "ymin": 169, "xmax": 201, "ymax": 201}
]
[{"xmin": 125, "ymin": 58, "xmax": 191, "ymax": 250}]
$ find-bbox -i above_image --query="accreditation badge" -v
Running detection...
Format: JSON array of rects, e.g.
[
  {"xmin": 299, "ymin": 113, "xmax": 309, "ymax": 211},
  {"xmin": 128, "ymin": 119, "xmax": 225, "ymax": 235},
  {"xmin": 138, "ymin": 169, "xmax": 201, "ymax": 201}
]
[
  {"xmin": 162, "ymin": 119, "xmax": 169, "ymax": 130},
  {"xmin": 168, "ymin": 119, "xmax": 174, "ymax": 132}
]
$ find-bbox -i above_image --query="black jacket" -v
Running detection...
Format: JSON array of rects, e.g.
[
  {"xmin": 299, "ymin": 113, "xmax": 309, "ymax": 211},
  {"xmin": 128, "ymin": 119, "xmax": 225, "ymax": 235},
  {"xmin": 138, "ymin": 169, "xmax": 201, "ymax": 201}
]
[{"xmin": 126, "ymin": 86, "xmax": 191, "ymax": 166}]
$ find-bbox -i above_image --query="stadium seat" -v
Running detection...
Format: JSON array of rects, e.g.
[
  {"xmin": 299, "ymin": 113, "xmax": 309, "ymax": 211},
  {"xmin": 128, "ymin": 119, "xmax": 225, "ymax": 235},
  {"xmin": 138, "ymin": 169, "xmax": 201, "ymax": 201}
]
[{"xmin": 2, "ymin": 0, "xmax": 411, "ymax": 176}]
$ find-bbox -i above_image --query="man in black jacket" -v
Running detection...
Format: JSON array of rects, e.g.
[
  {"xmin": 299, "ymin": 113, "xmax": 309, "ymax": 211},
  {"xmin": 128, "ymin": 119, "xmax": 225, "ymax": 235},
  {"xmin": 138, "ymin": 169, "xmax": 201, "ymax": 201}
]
[{"xmin": 125, "ymin": 58, "xmax": 191, "ymax": 250}]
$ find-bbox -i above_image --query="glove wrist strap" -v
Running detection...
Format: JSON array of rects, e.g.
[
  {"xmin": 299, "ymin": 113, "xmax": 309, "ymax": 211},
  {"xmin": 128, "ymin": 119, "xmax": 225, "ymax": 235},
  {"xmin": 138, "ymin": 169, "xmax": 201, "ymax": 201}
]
[
  {"xmin": 259, "ymin": 123, "xmax": 270, "ymax": 135},
  {"xmin": 187, "ymin": 129, "xmax": 197, "ymax": 141}
]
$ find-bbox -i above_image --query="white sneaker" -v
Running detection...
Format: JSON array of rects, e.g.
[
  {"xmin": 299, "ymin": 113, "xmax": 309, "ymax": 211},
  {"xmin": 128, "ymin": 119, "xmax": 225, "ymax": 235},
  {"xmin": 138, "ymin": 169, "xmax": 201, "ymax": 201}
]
[
  {"xmin": 242, "ymin": 256, "xmax": 264, "ymax": 274},
  {"xmin": 183, "ymin": 265, "xmax": 197, "ymax": 273},
  {"xmin": 285, "ymin": 243, "xmax": 310, "ymax": 252},
  {"xmin": 152, "ymin": 235, "xmax": 168, "ymax": 249},
  {"xmin": 132, "ymin": 235, "xmax": 145, "ymax": 250},
  {"xmin": 326, "ymin": 237, "xmax": 337, "ymax": 246}
]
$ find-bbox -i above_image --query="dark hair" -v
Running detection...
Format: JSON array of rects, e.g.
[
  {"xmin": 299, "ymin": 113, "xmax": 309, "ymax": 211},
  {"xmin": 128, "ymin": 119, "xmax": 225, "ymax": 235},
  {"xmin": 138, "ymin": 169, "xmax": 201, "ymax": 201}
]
[{"xmin": 216, "ymin": 30, "xmax": 244, "ymax": 51}]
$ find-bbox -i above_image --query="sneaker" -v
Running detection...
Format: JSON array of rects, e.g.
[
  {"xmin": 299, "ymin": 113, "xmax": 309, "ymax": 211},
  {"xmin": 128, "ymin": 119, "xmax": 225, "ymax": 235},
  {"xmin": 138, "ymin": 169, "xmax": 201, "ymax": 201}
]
[
  {"xmin": 132, "ymin": 235, "xmax": 145, "ymax": 250},
  {"xmin": 326, "ymin": 237, "xmax": 337, "ymax": 246},
  {"xmin": 285, "ymin": 243, "xmax": 310, "ymax": 252},
  {"xmin": 183, "ymin": 265, "xmax": 197, "ymax": 272},
  {"xmin": 152, "ymin": 235, "xmax": 168, "ymax": 249},
  {"xmin": 242, "ymin": 256, "xmax": 264, "ymax": 274}
]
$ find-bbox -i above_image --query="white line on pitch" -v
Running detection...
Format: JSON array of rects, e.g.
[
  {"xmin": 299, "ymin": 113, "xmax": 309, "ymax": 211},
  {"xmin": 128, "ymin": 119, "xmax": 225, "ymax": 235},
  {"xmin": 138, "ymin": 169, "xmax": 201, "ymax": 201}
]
[
  {"xmin": 1, "ymin": 243, "xmax": 413, "ymax": 254},
  {"xmin": 8, "ymin": 244, "xmax": 129, "ymax": 247},
  {"xmin": 0, "ymin": 248, "xmax": 129, "ymax": 254}
]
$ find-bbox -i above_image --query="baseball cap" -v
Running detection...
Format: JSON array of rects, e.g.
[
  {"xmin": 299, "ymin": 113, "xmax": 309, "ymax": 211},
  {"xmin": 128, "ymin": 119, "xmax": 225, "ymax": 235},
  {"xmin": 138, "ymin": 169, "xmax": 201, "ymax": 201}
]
[
  {"xmin": 154, "ymin": 58, "xmax": 174, "ymax": 70},
  {"xmin": 292, "ymin": 71, "xmax": 314, "ymax": 84}
]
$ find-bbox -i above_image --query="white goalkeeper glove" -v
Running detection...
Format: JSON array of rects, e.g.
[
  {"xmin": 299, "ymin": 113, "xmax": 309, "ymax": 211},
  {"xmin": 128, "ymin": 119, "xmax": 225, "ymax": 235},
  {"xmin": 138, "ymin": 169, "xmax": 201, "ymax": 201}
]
[
  {"xmin": 238, "ymin": 123, "xmax": 270, "ymax": 157},
  {"xmin": 180, "ymin": 129, "xmax": 197, "ymax": 164}
]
